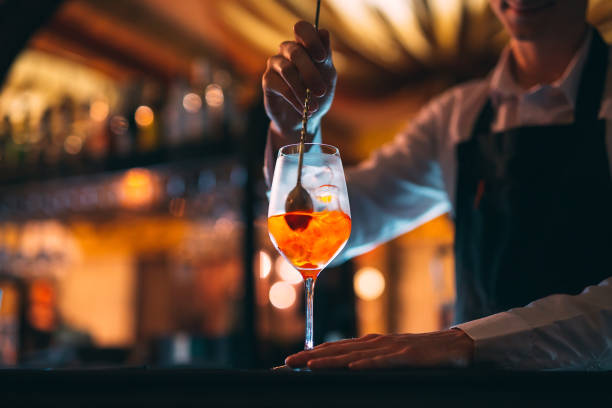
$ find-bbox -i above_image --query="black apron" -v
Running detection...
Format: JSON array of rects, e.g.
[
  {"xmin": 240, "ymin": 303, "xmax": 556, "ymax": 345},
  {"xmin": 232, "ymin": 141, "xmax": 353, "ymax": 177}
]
[{"xmin": 454, "ymin": 30, "xmax": 612, "ymax": 324}]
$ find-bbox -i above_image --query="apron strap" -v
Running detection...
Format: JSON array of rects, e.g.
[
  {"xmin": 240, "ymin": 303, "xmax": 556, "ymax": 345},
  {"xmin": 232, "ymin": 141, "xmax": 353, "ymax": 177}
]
[{"xmin": 574, "ymin": 29, "xmax": 609, "ymax": 123}]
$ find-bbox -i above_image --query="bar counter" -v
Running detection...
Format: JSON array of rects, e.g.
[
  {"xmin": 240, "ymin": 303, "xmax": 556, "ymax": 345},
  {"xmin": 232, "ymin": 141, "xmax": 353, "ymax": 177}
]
[{"xmin": 1, "ymin": 367, "xmax": 610, "ymax": 406}]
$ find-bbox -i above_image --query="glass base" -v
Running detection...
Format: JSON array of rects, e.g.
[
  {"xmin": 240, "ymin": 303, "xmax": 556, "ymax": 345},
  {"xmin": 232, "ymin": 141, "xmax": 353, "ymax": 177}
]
[
  {"xmin": 290, "ymin": 366, "xmax": 312, "ymax": 372},
  {"xmin": 270, "ymin": 365, "xmax": 312, "ymax": 372}
]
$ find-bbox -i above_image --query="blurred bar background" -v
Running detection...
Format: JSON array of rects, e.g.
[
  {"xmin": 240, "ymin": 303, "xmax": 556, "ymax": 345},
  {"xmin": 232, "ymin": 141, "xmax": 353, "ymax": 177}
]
[{"xmin": 0, "ymin": 0, "xmax": 611, "ymax": 369}]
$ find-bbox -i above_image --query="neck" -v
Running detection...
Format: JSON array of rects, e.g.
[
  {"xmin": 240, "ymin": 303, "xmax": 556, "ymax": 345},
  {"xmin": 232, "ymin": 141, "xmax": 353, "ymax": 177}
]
[{"xmin": 510, "ymin": 23, "xmax": 589, "ymax": 89}]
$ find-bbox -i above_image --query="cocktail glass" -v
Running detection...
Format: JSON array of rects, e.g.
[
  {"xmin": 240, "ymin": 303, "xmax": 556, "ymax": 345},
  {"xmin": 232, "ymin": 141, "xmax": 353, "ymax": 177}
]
[{"xmin": 268, "ymin": 143, "xmax": 351, "ymax": 351}]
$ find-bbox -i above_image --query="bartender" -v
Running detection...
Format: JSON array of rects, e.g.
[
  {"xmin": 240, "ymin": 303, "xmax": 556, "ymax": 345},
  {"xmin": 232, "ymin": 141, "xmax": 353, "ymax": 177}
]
[{"xmin": 263, "ymin": 0, "xmax": 612, "ymax": 370}]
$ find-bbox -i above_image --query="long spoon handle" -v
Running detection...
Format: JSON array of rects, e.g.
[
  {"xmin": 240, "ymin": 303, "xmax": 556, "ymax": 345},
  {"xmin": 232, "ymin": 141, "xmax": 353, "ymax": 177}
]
[{"xmin": 296, "ymin": 0, "xmax": 322, "ymax": 186}]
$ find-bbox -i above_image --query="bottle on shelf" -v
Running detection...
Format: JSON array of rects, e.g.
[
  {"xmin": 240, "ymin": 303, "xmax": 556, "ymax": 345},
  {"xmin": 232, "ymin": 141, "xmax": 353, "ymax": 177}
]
[
  {"xmin": 38, "ymin": 108, "xmax": 53, "ymax": 169},
  {"xmin": 84, "ymin": 99, "xmax": 111, "ymax": 161},
  {"xmin": 132, "ymin": 80, "xmax": 162, "ymax": 153},
  {"xmin": 0, "ymin": 115, "xmax": 15, "ymax": 167}
]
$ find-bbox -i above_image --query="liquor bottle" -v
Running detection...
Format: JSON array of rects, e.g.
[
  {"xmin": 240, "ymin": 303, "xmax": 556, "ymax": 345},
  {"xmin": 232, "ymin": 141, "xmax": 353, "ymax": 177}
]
[
  {"xmin": 85, "ymin": 100, "xmax": 110, "ymax": 161},
  {"xmin": 109, "ymin": 86, "xmax": 134, "ymax": 157},
  {"xmin": 1, "ymin": 116, "xmax": 19, "ymax": 169},
  {"xmin": 37, "ymin": 108, "xmax": 53, "ymax": 170},
  {"xmin": 108, "ymin": 113, "xmax": 131, "ymax": 157},
  {"xmin": 0, "ymin": 277, "xmax": 21, "ymax": 366},
  {"xmin": 0, "ymin": 116, "xmax": 10, "ymax": 165},
  {"xmin": 135, "ymin": 81, "xmax": 161, "ymax": 153},
  {"xmin": 22, "ymin": 112, "xmax": 41, "ymax": 169},
  {"xmin": 161, "ymin": 79, "xmax": 186, "ymax": 147},
  {"xmin": 11, "ymin": 112, "xmax": 29, "ymax": 167},
  {"xmin": 57, "ymin": 96, "xmax": 76, "ymax": 162},
  {"xmin": 124, "ymin": 82, "xmax": 143, "ymax": 154},
  {"xmin": 44, "ymin": 106, "xmax": 63, "ymax": 167}
]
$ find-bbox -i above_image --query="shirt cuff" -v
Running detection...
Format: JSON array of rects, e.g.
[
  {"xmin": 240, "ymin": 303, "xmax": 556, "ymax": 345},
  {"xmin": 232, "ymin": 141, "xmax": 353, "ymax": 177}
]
[{"xmin": 454, "ymin": 311, "xmax": 533, "ymax": 368}]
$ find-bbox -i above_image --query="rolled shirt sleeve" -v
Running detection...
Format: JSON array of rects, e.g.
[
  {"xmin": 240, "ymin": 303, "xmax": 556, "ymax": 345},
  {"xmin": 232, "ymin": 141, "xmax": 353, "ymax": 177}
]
[{"xmin": 456, "ymin": 277, "xmax": 612, "ymax": 370}]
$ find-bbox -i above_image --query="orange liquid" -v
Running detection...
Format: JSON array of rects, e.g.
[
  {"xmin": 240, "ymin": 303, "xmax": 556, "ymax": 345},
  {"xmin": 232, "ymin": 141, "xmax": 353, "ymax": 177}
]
[{"xmin": 268, "ymin": 210, "xmax": 351, "ymax": 280}]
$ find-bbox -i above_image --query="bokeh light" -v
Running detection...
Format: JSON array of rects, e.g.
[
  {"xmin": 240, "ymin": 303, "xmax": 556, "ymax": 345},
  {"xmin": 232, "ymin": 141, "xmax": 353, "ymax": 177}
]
[
  {"xmin": 205, "ymin": 84, "xmax": 224, "ymax": 108},
  {"xmin": 182, "ymin": 92, "xmax": 202, "ymax": 113},
  {"xmin": 269, "ymin": 281, "xmax": 296, "ymax": 309},
  {"xmin": 89, "ymin": 100, "xmax": 109, "ymax": 122},
  {"xmin": 275, "ymin": 256, "xmax": 302, "ymax": 284},
  {"xmin": 64, "ymin": 135, "xmax": 83, "ymax": 155},
  {"xmin": 259, "ymin": 251, "xmax": 272, "ymax": 279},
  {"xmin": 119, "ymin": 168, "xmax": 156, "ymax": 208},
  {"xmin": 134, "ymin": 105, "xmax": 154, "ymax": 127},
  {"xmin": 354, "ymin": 267, "xmax": 385, "ymax": 300}
]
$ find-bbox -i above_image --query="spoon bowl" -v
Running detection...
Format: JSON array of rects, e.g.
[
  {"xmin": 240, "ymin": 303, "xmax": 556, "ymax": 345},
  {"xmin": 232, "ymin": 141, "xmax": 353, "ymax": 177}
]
[{"xmin": 285, "ymin": 182, "xmax": 314, "ymax": 231}]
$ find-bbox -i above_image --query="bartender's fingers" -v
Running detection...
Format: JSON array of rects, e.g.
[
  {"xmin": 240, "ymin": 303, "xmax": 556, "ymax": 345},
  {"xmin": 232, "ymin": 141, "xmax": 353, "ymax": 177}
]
[
  {"xmin": 348, "ymin": 348, "xmax": 415, "ymax": 370},
  {"xmin": 266, "ymin": 55, "xmax": 308, "ymax": 104},
  {"xmin": 312, "ymin": 333, "xmax": 380, "ymax": 349},
  {"xmin": 279, "ymin": 41, "xmax": 326, "ymax": 97},
  {"xmin": 286, "ymin": 336, "xmax": 383, "ymax": 367},
  {"xmin": 294, "ymin": 21, "xmax": 327, "ymax": 62},
  {"xmin": 348, "ymin": 344, "xmax": 462, "ymax": 370},
  {"xmin": 262, "ymin": 68, "xmax": 306, "ymax": 115},
  {"xmin": 318, "ymin": 29, "xmax": 331, "ymax": 60},
  {"xmin": 307, "ymin": 347, "xmax": 393, "ymax": 370}
]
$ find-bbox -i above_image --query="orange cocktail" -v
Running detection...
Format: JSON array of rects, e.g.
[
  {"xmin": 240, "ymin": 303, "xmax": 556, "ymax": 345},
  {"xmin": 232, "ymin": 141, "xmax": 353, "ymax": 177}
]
[{"xmin": 268, "ymin": 210, "xmax": 351, "ymax": 280}]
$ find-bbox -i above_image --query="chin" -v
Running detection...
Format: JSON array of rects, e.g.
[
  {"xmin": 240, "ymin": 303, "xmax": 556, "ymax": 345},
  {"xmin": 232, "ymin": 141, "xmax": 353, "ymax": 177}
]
[
  {"xmin": 491, "ymin": 0, "xmax": 587, "ymax": 42},
  {"xmin": 500, "ymin": 9, "xmax": 555, "ymax": 42},
  {"xmin": 506, "ymin": 24, "xmax": 545, "ymax": 42}
]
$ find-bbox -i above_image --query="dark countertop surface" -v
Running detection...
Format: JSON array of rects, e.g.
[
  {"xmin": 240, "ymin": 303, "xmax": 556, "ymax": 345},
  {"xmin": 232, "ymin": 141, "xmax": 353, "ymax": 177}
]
[{"xmin": 1, "ymin": 367, "xmax": 610, "ymax": 407}]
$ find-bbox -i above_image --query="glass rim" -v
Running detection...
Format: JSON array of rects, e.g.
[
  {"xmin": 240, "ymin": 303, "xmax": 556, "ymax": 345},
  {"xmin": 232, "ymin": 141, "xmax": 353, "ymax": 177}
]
[{"xmin": 278, "ymin": 143, "xmax": 340, "ymax": 157}]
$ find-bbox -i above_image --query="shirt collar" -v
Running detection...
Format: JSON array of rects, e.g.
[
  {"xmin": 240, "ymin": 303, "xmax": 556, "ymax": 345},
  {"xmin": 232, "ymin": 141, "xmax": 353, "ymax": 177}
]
[{"xmin": 489, "ymin": 28, "xmax": 593, "ymax": 109}]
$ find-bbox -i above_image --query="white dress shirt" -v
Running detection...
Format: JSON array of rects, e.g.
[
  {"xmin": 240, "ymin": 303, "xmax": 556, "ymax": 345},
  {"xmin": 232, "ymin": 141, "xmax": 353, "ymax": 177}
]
[{"xmin": 264, "ymin": 31, "xmax": 612, "ymax": 370}]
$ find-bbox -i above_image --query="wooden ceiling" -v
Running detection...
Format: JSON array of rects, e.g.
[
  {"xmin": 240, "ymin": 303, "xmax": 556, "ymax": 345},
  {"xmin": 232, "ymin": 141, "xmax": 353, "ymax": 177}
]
[{"xmin": 31, "ymin": 1, "xmax": 506, "ymax": 87}]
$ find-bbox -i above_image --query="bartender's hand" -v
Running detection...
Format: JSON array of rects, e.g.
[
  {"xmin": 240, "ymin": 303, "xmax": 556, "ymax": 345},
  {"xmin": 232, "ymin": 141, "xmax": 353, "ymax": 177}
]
[
  {"xmin": 285, "ymin": 329, "xmax": 474, "ymax": 370},
  {"xmin": 262, "ymin": 21, "xmax": 337, "ymax": 138}
]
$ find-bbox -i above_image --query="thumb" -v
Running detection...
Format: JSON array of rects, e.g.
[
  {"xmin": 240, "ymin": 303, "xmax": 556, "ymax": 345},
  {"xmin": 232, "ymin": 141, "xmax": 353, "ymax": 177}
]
[{"xmin": 318, "ymin": 29, "xmax": 331, "ymax": 56}]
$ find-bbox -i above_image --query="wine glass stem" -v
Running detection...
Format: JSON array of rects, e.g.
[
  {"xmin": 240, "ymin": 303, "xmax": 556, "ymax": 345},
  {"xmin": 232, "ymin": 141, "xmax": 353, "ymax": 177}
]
[{"xmin": 304, "ymin": 277, "xmax": 315, "ymax": 350}]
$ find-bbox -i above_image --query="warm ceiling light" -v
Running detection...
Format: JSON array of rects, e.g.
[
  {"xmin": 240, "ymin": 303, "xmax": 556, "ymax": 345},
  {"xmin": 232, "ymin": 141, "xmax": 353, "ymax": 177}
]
[
  {"xmin": 327, "ymin": 0, "xmax": 404, "ymax": 64},
  {"xmin": 135, "ymin": 105, "xmax": 154, "ymax": 127},
  {"xmin": 354, "ymin": 266, "xmax": 385, "ymax": 300},
  {"xmin": 269, "ymin": 281, "xmax": 296, "ymax": 309}
]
